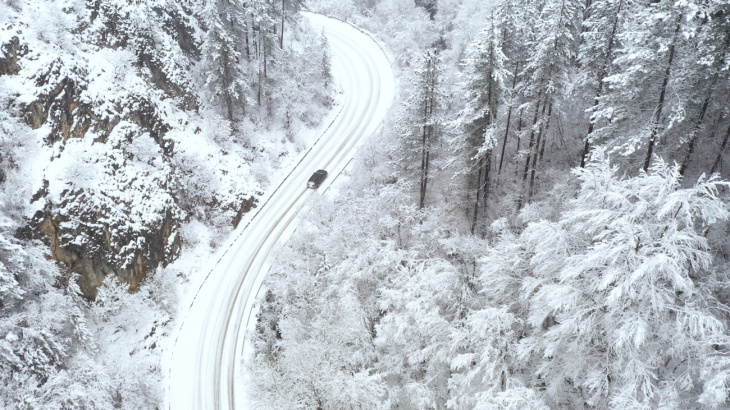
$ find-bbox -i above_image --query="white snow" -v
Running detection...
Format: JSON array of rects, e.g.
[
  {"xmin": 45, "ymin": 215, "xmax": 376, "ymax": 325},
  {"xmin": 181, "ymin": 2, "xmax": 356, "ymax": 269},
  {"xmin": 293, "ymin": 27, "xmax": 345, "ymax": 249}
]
[{"xmin": 162, "ymin": 12, "xmax": 395, "ymax": 410}]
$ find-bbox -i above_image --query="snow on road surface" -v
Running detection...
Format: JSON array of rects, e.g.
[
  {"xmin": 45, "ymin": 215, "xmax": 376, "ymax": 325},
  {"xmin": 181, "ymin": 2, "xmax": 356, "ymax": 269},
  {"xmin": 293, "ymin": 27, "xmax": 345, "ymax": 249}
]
[{"xmin": 164, "ymin": 13, "xmax": 395, "ymax": 410}]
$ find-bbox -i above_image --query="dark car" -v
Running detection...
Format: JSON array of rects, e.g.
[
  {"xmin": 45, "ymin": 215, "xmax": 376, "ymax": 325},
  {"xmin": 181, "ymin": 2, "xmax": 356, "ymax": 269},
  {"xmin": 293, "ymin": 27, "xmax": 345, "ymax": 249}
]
[{"xmin": 307, "ymin": 169, "xmax": 328, "ymax": 188}]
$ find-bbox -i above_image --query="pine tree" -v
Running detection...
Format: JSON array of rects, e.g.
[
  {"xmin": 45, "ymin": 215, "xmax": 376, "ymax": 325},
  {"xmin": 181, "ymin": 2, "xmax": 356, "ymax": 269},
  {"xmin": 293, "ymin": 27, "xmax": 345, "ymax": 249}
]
[
  {"xmin": 398, "ymin": 50, "xmax": 444, "ymax": 209},
  {"xmin": 495, "ymin": 0, "xmax": 530, "ymax": 177},
  {"xmin": 677, "ymin": 4, "xmax": 730, "ymax": 176},
  {"xmin": 452, "ymin": 13, "xmax": 509, "ymax": 233},
  {"xmin": 516, "ymin": 0, "xmax": 584, "ymax": 208},
  {"xmin": 277, "ymin": 0, "xmax": 304, "ymax": 48},
  {"xmin": 201, "ymin": 0, "xmax": 250, "ymax": 121},
  {"xmin": 591, "ymin": 1, "xmax": 688, "ymax": 172},
  {"xmin": 320, "ymin": 29, "xmax": 333, "ymax": 90},
  {"xmin": 245, "ymin": 0, "xmax": 280, "ymax": 111},
  {"xmin": 579, "ymin": 0, "xmax": 625, "ymax": 168}
]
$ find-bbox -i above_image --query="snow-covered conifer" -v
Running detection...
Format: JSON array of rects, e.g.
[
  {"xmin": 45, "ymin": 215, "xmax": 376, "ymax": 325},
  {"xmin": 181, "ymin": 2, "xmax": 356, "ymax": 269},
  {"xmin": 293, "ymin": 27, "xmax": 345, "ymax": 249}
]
[
  {"xmin": 452, "ymin": 12, "xmax": 510, "ymax": 233},
  {"xmin": 398, "ymin": 50, "xmax": 445, "ymax": 209},
  {"xmin": 201, "ymin": 0, "xmax": 250, "ymax": 121}
]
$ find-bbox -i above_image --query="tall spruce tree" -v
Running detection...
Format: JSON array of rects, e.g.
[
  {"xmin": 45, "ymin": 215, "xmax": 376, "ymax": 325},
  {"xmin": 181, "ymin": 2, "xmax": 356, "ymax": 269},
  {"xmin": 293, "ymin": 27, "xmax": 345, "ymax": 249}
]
[
  {"xmin": 516, "ymin": 0, "xmax": 584, "ymax": 209},
  {"xmin": 579, "ymin": 0, "xmax": 625, "ymax": 168},
  {"xmin": 590, "ymin": 0, "xmax": 688, "ymax": 172},
  {"xmin": 453, "ymin": 13, "xmax": 509, "ymax": 233},
  {"xmin": 399, "ymin": 50, "xmax": 444, "ymax": 209},
  {"xmin": 201, "ymin": 0, "xmax": 250, "ymax": 121},
  {"xmin": 677, "ymin": 3, "xmax": 730, "ymax": 176},
  {"xmin": 495, "ymin": 0, "xmax": 529, "ymax": 177}
]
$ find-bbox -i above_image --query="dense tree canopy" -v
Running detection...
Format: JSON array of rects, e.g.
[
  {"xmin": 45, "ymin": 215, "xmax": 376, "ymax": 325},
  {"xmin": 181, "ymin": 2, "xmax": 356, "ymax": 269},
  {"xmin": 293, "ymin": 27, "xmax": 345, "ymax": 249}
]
[{"xmin": 254, "ymin": 0, "xmax": 730, "ymax": 408}]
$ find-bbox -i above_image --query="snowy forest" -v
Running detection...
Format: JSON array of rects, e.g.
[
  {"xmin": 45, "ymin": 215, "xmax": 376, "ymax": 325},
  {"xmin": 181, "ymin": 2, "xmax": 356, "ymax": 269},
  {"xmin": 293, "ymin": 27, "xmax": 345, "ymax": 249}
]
[
  {"xmin": 1, "ymin": 0, "xmax": 729, "ymax": 408},
  {"xmin": 253, "ymin": 0, "xmax": 730, "ymax": 408}
]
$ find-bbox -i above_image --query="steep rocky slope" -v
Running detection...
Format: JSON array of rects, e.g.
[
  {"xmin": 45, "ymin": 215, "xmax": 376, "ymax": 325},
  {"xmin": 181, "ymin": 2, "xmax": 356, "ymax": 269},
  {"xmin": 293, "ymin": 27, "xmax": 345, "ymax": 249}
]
[{"xmin": 1, "ymin": 0, "xmax": 327, "ymax": 298}]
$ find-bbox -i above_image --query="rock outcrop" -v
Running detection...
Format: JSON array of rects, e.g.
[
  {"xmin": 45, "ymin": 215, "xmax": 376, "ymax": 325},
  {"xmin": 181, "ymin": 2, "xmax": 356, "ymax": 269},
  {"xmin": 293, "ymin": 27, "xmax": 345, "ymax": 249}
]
[
  {"xmin": 0, "ymin": 37, "xmax": 26, "ymax": 76},
  {"xmin": 2, "ymin": 3, "xmax": 249, "ymax": 300}
]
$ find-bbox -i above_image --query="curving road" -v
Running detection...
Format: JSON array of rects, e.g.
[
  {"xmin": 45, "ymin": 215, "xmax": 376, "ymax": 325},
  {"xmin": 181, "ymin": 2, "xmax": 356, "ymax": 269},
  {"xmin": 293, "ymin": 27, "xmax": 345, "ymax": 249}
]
[{"xmin": 164, "ymin": 13, "xmax": 395, "ymax": 410}]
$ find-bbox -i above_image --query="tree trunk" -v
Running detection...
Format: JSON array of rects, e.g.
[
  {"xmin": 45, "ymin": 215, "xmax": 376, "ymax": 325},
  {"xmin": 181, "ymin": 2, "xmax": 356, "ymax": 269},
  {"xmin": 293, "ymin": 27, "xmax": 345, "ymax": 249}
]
[
  {"xmin": 581, "ymin": 0, "xmax": 623, "ymax": 168},
  {"xmin": 225, "ymin": 92, "xmax": 233, "ymax": 121},
  {"xmin": 499, "ymin": 61, "xmax": 520, "ymax": 175},
  {"xmin": 280, "ymin": 0, "xmax": 285, "ymax": 49},
  {"xmin": 513, "ymin": 107, "xmax": 525, "ymax": 179},
  {"xmin": 470, "ymin": 153, "xmax": 492, "ymax": 234},
  {"xmin": 517, "ymin": 97, "xmax": 542, "ymax": 211},
  {"xmin": 221, "ymin": 48, "xmax": 234, "ymax": 121},
  {"xmin": 644, "ymin": 16, "xmax": 681, "ymax": 173},
  {"xmin": 253, "ymin": 24, "xmax": 259, "ymax": 59},
  {"xmin": 679, "ymin": 78, "xmax": 714, "ymax": 176},
  {"xmin": 680, "ymin": 29, "xmax": 728, "ymax": 175},
  {"xmin": 256, "ymin": 25, "xmax": 261, "ymax": 105},
  {"xmin": 263, "ymin": 34, "xmax": 268, "ymax": 79},
  {"xmin": 538, "ymin": 102, "xmax": 553, "ymax": 162},
  {"xmin": 419, "ymin": 125, "xmax": 428, "ymax": 210},
  {"xmin": 419, "ymin": 56, "xmax": 435, "ymax": 209},
  {"xmin": 521, "ymin": 102, "xmax": 542, "ymax": 185},
  {"xmin": 471, "ymin": 155, "xmax": 484, "ymax": 234},
  {"xmin": 481, "ymin": 155, "xmax": 491, "ymax": 215},
  {"xmin": 516, "ymin": 108, "xmax": 524, "ymax": 154},
  {"xmin": 245, "ymin": 24, "xmax": 250, "ymax": 61},
  {"xmin": 710, "ymin": 120, "xmax": 730, "ymax": 174},
  {"xmin": 420, "ymin": 146, "xmax": 430, "ymax": 209},
  {"xmin": 529, "ymin": 99, "xmax": 551, "ymax": 203}
]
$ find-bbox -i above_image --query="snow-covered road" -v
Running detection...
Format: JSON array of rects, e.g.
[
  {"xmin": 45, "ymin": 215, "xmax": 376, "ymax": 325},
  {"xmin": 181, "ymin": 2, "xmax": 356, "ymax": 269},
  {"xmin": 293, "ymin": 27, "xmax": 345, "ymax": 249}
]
[{"xmin": 164, "ymin": 13, "xmax": 395, "ymax": 410}]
